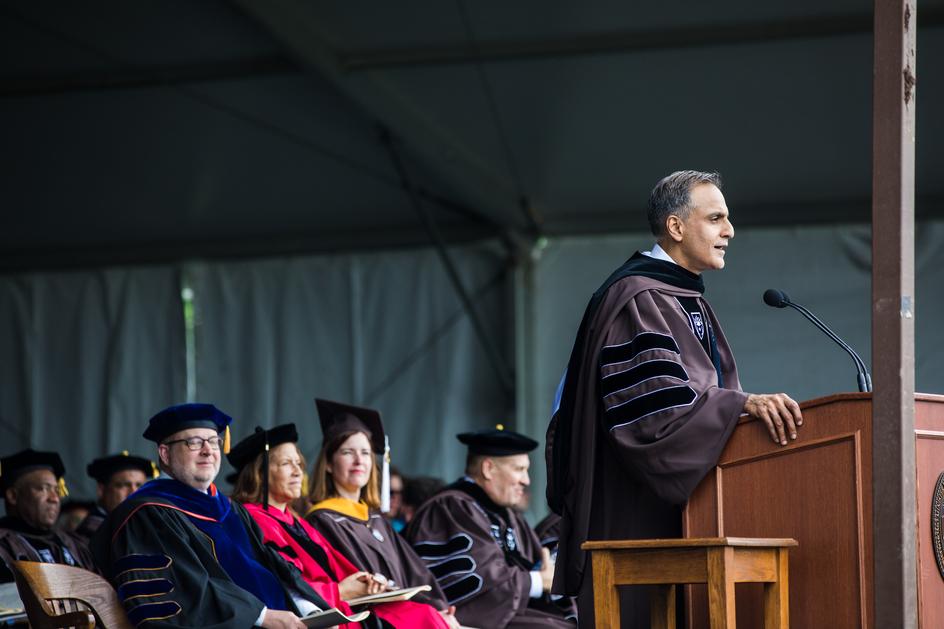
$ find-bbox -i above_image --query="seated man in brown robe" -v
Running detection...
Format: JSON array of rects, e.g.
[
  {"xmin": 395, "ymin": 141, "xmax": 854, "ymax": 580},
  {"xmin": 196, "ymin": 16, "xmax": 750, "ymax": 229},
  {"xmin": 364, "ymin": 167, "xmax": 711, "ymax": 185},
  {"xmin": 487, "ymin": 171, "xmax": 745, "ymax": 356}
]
[
  {"xmin": 0, "ymin": 449, "xmax": 96, "ymax": 582},
  {"xmin": 405, "ymin": 427, "xmax": 574, "ymax": 629}
]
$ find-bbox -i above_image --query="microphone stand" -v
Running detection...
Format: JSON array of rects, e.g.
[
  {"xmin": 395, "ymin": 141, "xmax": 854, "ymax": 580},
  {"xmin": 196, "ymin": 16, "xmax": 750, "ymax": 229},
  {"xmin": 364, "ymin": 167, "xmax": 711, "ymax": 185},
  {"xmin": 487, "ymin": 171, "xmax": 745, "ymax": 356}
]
[{"xmin": 779, "ymin": 299, "xmax": 872, "ymax": 393}]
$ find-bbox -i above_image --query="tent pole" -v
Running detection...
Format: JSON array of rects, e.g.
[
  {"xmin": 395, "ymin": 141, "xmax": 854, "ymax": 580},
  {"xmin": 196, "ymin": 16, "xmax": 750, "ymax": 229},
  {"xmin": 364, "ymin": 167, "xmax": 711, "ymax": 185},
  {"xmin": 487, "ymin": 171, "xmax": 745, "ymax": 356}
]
[{"xmin": 871, "ymin": 0, "xmax": 917, "ymax": 626}]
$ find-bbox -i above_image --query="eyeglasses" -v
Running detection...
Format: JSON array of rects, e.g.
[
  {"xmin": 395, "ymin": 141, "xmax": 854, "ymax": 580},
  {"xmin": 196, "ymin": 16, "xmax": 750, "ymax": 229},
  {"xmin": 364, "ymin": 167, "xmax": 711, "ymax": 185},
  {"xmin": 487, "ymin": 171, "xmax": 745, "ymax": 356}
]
[{"xmin": 163, "ymin": 436, "xmax": 224, "ymax": 451}]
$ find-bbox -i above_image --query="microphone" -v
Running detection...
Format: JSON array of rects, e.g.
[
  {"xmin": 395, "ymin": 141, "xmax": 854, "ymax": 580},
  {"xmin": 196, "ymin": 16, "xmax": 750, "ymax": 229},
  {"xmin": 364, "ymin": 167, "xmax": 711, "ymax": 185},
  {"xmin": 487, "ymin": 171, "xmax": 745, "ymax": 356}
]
[{"xmin": 763, "ymin": 289, "xmax": 872, "ymax": 393}]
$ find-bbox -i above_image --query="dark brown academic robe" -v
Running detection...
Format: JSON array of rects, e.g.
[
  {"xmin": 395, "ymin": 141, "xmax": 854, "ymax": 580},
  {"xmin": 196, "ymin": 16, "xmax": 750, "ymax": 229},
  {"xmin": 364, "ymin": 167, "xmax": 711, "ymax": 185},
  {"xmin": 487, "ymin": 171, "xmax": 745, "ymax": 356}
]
[
  {"xmin": 547, "ymin": 256, "xmax": 747, "ymax": 628},
  {"xmin": 533, "ymin": 513, "xmax": 577, "ymax": 620},
  {"xmin": 306, "ymin": 499, "xmax": 449, "ymax": 612},
  {"xmin": 74, "ymin": 505, "xmax": 107, "ymax": 542},
  {"xmin": 404, "ymin": 480, "xmax": 575, "ymax": 629},
  {"xmin": 0, "ymin": 516, "xmax": 97, "ymax": 582}
]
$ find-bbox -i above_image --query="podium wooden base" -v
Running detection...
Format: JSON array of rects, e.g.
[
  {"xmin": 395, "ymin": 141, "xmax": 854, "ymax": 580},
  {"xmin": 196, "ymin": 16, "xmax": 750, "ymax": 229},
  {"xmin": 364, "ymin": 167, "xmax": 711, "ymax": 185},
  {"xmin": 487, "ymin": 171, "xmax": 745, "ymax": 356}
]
[{"xmin": 683, "ymin": 393, "xmax": 944, "ymax": 628}]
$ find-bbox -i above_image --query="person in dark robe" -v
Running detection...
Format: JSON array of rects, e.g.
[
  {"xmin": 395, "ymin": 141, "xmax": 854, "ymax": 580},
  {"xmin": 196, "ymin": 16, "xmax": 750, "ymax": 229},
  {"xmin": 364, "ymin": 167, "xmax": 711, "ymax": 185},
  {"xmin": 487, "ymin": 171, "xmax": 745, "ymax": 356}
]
[
  {"xmin": 74, "ymin": 451, "xmax": 155, "ymax": 541},
  {"xmin": 229, "ymin": 422, "xmax": 454, "ymax": 629},
  {"xmin": 404, "ymin": 427, "xmax": 575, "ymax": 629},
  {"xmin": 401, "ymin": 475, "xmax": 444, "ymax": 525},
  {"xmin": 545, "ymin": 170, "xmax": 805, "ymax": 627},
  {"xmin": 532, "ymin": 513, "xmax": 577, "ymax": 620},
  {"xmin": 384, "ymin": 467, "xmax": 406, "ymax": 533},
  {"xmin": 92, "ymin": 403, "xmax": 346, "ymax": 629},
  {"xmin": 0, "ymin": 449, "xmax": 97, "ymax": 582},
  {"xmin": 305, "ymin": 400, "xmax": 459, "ymax": 627},
  {"xmin": 56, "ymin": 499, "xmax": 95, "ymax": 533}
]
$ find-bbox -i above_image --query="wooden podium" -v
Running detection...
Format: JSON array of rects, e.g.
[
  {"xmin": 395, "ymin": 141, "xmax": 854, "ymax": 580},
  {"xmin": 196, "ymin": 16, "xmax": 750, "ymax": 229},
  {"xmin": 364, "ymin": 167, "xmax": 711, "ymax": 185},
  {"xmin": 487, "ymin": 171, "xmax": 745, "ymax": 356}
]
[{"xmin": 683, "ymin": 393, "xmax": 944, "ymax": 628}]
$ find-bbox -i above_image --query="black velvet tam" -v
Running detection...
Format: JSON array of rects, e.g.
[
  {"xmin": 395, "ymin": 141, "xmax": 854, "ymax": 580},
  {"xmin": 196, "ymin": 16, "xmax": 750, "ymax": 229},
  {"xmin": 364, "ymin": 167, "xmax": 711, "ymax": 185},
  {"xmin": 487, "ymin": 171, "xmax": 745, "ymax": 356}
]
[
  {"xmin": 227, "ymin": 423, "xmax": 298, "ymax": 472},
  {"xmin": 0, "ymin": 448, "xmax": 66, "ymax": 490},
  {"xmin": 143, "ymin": 403, "xmax": 233, "ymax": 443},
  {"xmin": 87, "ymin": 453, "xmax": 156, "ymax": 483},
  {"xmin": 457, "ymin": 427, "xmax": 538, "ymax": 456}
]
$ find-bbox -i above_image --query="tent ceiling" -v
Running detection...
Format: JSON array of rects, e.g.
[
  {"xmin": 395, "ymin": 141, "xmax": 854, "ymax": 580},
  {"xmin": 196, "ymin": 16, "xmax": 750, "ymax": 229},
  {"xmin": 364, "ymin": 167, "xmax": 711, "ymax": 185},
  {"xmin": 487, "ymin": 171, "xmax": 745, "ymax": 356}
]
[{"xmin": 1, "ymin": 0, "xmax": 942, "ymax": 270}]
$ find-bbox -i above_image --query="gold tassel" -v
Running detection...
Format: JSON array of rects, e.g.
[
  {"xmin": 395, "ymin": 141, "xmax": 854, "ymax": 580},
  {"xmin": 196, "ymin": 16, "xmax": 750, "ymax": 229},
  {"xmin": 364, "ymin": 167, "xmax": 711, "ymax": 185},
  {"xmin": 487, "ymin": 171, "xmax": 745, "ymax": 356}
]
[
  {"xmin": 223, "ymin": 425, "xmax": 231, "ymax": 454},
  {"xmin": 57, "ymin": 477, "xmax": 69, "ymax": 498},
  {"xmin": 301, "ymin": 472, "xmax": 309, "ymax": 497},
  {"xmin": 150, "ymin": 461, "xmax": 159, "ymax": 479}
]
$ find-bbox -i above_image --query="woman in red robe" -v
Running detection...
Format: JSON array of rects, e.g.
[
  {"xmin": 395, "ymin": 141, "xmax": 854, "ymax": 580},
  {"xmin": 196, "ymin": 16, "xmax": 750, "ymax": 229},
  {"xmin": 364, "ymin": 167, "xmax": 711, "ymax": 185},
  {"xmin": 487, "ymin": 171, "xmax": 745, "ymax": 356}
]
[{"xmin": 228, "ymin": 423, "xmax": 455, "ymax": 629}]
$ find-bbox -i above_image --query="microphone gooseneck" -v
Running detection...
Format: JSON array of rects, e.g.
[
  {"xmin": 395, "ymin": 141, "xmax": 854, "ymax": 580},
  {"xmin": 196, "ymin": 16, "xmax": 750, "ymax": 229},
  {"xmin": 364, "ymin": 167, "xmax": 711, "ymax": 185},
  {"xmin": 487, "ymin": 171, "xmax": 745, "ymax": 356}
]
[{"xmin": 763, "ymin": 288, "xmax": 872, "ymax": 392}]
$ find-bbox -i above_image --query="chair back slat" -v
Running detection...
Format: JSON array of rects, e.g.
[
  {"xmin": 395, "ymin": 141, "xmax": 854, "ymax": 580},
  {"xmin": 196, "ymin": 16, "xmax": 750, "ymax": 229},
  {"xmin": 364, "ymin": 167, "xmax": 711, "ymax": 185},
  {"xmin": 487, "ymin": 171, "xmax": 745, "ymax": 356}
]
[{"xmin": 12, "ymin": 561, "xmax": 133, "ymax": 629}]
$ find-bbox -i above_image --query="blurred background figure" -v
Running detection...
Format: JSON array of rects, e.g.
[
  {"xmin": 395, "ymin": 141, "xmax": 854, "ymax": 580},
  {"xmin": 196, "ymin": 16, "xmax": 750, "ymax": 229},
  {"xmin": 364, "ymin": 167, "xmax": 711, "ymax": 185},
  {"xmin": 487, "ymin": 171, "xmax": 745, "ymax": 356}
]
[
  {"xmin": 0, "ymin": 449, "xmax": 97, "ymax": 582},
  {"xmin": 55, "ymin": 499, "xmax": 95, "ymax": 534},
  {"xmin": 384, "ymin": 466, "xmax": 406, "ymax": 532},
  {"xmin": 401, "ymin": 476, "xmax": 445, "ymax": 526},
  {"xmin": 74, "ymin": 452, "xmax": 155, "ymax": 541}
]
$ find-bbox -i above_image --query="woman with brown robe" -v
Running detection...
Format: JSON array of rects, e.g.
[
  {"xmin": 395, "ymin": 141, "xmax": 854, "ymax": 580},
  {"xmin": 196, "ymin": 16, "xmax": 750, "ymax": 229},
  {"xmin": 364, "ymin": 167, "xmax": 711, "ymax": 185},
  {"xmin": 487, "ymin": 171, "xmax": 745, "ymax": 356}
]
[{"xmin": 305, "ymin": 400, "xmax": 456, "ymax": 626}]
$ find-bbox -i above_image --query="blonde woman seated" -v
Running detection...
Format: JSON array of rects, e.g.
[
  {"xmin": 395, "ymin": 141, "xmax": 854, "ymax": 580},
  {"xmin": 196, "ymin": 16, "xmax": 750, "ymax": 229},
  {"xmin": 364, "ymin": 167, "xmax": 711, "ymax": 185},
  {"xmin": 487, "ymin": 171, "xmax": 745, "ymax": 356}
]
[
  {"xmin": 229, "ymin": 423, "xmax": 454, "ymax": 629},
  {"xmin": 306, "ymin": 400, "xmax": 457, "ymax": 628}
]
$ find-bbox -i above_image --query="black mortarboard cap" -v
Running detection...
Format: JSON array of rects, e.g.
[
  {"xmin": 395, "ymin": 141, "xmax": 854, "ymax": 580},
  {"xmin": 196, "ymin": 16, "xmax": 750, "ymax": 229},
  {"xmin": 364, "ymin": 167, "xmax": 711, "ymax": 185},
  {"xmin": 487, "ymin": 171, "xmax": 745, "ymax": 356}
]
[
  {"xmin": 457, "ymin": 425, "xmax": 538, "ymax": 456},
  {"xmin": 315, "ymin": 399, "xmax": 385, "ymax": 454},
  {"xmin": 143, "ymin": 403, "xmax": 233, "ymax": 445},
  {"xmin": 227, "ymin": 423, "xmax": 298, "ymax": 472},
  {"xmin": 87, "ymin": 452, "xmax": 157, "ymax": 483},
  {"xmin": 0, "ymin": 449, "xmax": 66, "ymax": 491}
]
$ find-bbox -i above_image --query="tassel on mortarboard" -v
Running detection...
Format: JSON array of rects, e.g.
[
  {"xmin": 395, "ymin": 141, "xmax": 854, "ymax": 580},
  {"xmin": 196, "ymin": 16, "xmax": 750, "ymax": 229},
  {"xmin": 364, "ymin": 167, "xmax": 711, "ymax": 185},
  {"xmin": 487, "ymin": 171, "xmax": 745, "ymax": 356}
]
[
  {"xmin": 57, "ymin": 477, "xmax": 69, "ymax": 498},
  {"xmin": 223, "ymin": 425, "xmax": 231, "ymax": 454},
  {"xmin": 380, "ymin": 435, "xmax": 391, "ymax": 513},
  {"xmin": 150, "ymin": 461, "xmax": 159, "ymax": 479},
  {"xmin": 255, "ymin": 427, "xmax": 270, "ymax": 511}
]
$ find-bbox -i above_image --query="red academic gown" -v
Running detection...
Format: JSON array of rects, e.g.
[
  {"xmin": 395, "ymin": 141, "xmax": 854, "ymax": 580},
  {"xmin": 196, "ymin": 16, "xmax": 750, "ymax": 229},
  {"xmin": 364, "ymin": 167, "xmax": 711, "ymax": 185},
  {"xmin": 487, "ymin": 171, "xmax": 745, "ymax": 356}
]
[{"xmin": 244, "ymin": 503, "xmax": 448, "ymax": 629}]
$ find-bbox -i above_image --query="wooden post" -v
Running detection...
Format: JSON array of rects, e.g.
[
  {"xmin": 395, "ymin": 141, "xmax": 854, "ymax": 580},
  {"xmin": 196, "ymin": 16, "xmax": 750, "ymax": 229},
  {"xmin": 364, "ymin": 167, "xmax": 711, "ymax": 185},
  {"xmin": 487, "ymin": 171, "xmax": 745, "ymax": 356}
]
[{"xmin": 871, "ymin": 0, "xmax": 917, "ymax": 627}]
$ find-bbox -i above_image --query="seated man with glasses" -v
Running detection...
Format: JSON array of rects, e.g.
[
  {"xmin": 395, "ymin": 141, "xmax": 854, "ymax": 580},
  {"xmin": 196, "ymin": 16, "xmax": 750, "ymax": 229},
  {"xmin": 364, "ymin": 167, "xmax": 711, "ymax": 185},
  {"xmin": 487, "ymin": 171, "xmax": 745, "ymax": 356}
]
[{"xmin": 92, "ymin": 403, "xmax": 337, "ymax": 629}]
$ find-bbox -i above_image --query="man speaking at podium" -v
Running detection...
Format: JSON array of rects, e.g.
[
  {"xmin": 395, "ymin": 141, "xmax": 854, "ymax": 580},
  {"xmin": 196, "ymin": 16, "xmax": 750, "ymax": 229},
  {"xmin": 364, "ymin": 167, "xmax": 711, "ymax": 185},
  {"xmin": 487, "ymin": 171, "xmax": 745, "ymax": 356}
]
[{"xmin": 546, "ymin": 170, "xmax": 804, "ymax": 627}]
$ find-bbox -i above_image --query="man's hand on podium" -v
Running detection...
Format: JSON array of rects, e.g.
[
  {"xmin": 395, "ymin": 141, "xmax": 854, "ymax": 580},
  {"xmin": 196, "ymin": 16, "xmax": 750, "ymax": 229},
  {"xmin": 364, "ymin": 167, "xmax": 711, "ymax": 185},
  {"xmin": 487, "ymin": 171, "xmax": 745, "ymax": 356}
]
[{"xmin": 743, "ymin": 393, "xmax": 803, "ymax": 446}]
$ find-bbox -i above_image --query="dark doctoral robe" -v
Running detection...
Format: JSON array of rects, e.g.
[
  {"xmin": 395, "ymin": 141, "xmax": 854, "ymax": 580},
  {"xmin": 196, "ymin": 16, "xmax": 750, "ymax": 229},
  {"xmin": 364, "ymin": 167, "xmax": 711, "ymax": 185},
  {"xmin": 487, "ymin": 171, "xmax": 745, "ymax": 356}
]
[
  {"xmin": 0, "ymin": 516, "xmax": 97, "ymax": 582},
  {"xmin": 74, "ymin": 504, "xmax": 107, "ymax": 542},
  {"xmin": 403, "ymin": 479, "xmax": 575, "ymax": 629},
  {"xmin": 92, "ymin": 478, "xmax": 332, "ymax": 628},
  {"xmin": 545, "ymin": 252, "xmax": 748, "ymax": 627},
  {"xmin": 246, "ymin": 502, "xmax": 448, "ymax": 629},
  {"xmin": 306, "ymin": 498, "xmax": 448, "ymax": 614},
  {"xmin": 532, "ymin": 513, "xmax": 577, "ymax": 620}
]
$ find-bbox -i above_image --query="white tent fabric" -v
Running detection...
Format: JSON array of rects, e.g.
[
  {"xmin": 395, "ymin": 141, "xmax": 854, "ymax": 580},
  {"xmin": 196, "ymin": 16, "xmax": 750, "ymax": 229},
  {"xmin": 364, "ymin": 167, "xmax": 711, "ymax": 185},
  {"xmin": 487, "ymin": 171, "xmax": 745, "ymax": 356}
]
[{"xmin": 516, "ymin": 220, "xmax": 944, "ymax": 520}]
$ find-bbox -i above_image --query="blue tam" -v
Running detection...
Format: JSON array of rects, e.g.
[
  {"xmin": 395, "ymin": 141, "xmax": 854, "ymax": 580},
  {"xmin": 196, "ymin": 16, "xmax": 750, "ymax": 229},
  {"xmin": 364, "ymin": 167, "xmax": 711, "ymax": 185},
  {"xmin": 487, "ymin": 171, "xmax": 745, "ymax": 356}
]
[{"xmin": 143, "ymin": 403, "xmax": 233, "ymax": 444}]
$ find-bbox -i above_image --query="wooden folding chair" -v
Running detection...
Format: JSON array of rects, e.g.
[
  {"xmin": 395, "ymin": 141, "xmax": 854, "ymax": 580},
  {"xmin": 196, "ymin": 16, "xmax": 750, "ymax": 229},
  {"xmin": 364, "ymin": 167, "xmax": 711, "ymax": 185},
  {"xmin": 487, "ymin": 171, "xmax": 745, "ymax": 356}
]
[{"xmin": 11, "ymin": 561, "xmax": 132, "ymax": 629}]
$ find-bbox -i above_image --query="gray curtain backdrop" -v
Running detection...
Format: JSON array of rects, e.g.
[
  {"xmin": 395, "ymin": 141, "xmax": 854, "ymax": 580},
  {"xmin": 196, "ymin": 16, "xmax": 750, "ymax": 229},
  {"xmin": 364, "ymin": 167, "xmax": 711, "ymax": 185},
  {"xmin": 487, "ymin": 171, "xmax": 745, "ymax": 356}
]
[
  {"xmin": 1, "ymin": 224, "xmax": 940, "ymax": 518},
  {"xmin": 517, "ymin": 220, "xmax": 944, "ymax": 521},
  {"xmin": 188, "ymin": 242, "xmax": 512, "ymax": 483},
  {"xmin": 0, "ymin": 266, "xmax": 185, "ymax": 499}
]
